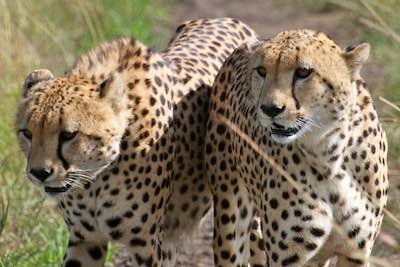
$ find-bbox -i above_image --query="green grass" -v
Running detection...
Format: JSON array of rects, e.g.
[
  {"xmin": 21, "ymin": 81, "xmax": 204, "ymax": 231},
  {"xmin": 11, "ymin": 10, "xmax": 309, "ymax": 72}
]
[{"xmin": 0, "ymin": 0, "xmax": 167, "ymax": 266}]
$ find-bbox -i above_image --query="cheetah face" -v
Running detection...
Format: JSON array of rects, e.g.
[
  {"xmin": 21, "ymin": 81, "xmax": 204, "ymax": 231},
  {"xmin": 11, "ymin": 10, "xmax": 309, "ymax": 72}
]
[
  {"xmin": 16, "ymin": 70, "xmax": 128, "ymax": 197},
  {"xmin": 248, "ymin": 31, "xmax": 370, "ymax": 145}
]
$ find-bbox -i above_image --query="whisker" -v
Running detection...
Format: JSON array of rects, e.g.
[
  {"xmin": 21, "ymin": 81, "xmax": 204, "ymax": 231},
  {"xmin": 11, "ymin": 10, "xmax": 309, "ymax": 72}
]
[
  {"xmin": 67, "ymin": 174, "xmax": 94, "ymax": 184},
  {"xmin": 69, "ymin": 173, "xmax": 93, "ymax": 179},
  {"xmin": 66, "ymin": 178, "xmax": 84, "ymax": 189},
  {"xmin": 67, "ymin": 172, "xmax": 95, "ymax": 179},
  {"xmin": 66, "ymin": 175, "xmax": 89, "ymax": 185},
  {"xmin": 298, "ymin": 116, "xmax": 322, "ymax": 129}
]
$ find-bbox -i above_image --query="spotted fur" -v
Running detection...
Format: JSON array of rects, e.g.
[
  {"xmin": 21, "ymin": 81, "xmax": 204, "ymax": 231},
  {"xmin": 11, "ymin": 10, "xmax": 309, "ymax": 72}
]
[
  {"xmin": 16, "ymin": 18, "xmax": 260, "ymax": 267},
  {"xmin": 206, "ymin": 30, "xmax": 388, "ymax": 267}
]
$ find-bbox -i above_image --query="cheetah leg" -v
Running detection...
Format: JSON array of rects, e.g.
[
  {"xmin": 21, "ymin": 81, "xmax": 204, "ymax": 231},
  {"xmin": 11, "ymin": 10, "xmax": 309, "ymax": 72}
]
[
  {"xmin": 63, "ymin": 239, "xmax": 107, "ymax": 267},
  {"xmin": 127, "ymin": 235, "xmax": 175, "ymax": 267},
  {"xmin": 248, "ymin": 215, "xmax": 267, "ymax": 267},
  {"xmin": 212, "ymin": 183, "xmax": 255, "ymax": 267}
]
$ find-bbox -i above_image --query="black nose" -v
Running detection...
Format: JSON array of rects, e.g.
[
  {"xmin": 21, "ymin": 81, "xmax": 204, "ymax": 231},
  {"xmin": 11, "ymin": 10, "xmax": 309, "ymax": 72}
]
[
  {"xmin": 30, "ymin": 168, "xmax": 54, "ymax": 182},
  {"xmin": 260, "ymin": 104, "xmax": 286, "ymax": 118}
]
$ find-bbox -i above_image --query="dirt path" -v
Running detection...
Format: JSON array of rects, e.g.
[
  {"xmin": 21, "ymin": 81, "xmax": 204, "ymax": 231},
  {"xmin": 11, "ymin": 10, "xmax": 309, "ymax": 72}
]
[
  {"xmin": 163, "ymin": 0, "xmax": 384, "ymax": 88},
  {"xmin": 115, "ymin": 1, "xmax": 388, "ymax": 266}
]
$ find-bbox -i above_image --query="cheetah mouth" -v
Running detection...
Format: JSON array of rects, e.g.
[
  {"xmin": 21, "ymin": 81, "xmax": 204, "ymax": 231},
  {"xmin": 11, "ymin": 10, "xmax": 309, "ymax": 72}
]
[
  {"xmin": 44, "ymin": 184, "xmax": 72, "ymax": 196},
  {"xmin": 270, "ymin": 123, "xmax": 301, "ymax": 137}
]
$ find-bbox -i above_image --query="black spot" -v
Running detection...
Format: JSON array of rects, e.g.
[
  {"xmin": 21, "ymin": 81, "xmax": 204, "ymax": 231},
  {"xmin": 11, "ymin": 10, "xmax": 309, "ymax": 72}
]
[
  {"xmin": 65, "ymin": 259, "xmax": 82, "ymax": 267},
  {"xmin": 87, "ymin": 246, "xmax": 103, "ymax": 260},
  {"xmin": 221, "ymin": 250, "xmax": 230, "ymax": 260},
  {"xmin": 291, "ymin": 225, "xmax": 303, "ymax": 232},
  {"xmin": 240, "ymin": 207, "xmax": 248, "ymax": 219},
  {"xmin": 106, "ymin": 217, "xmax": 122, "ymax": 228},
  {"xmin": 124, "ymin": 211, "xmax": 134, "ymax": 218},
  {"xmin": 272, "ymin": 252, "xmax": 279, "ymax": 262},
  {"xmin": 348, "ymin": 226, "xmax": 360, "ymax": 238},
  {"xmin": 221, "ymin": 214, "xmax": 230, "ymax": 224},
  {"xmin": 292, "ymin": 153, "xmax": 300, "ymax": 164},
  {"xmin": 269, "ymin": 198, "xmax": 278, "ymax": 209},
  {"xmin": 154, "ymin": 76, "xmax": 162, "ymax": 86},
  {"xmin": 216, "ymin": 124, "xmax": 226, "ymax": 135},
  {"xmin": 81, "ymin": 220, "xmax": 95, "ymax": 232},
  {"xmin": 282, "ymin": 254, "xmax": 300, "ymax": 266},
  {"xmin": 110, "ymin": 230, "xmax": 123, "ymax": 240},
  {"xmin": 305, "ymin": 242, "xmax": 317, "ymax": 250},
  {"xmin": 358, "ymin": 239, "xmax": 366, "ymax": 249},
  {"xmin": 142, "ymin": 192, "xmax": 149, "ymax": 203},
  {"xmin": 110, "ymin": 188, "xmax": 119, "ymax": 195},
  {"xmin": 121, "ymin": 141, "xmax": 128, "ymax": 150},
  {"xmin": 130, "ymin": 238, "xmax": 146, "ymax": 246},
  {"xmin": 329, "ymin": 193, "xmax": 339, "ymax": 204},
  {"xmin": 281, "ymin": 210, "xmax": 289, "ymax": 220},
  {"xmin": 141, "ymin": 214, "xmax": 148, "ymax": 223},
  {"xmin": 310, "ymin": 227, "xmax": 325, "ymax": 237},
  {"xmin": 131, "ymin": 227, "xmax": 141, "ymax": 234},
  {"xmin": 180, "ymin": 184, "xmax": 188, "ymax": 194},
  {"xmin": 221, "ymin": 199, "xmax": 230, "ymax": 209}
]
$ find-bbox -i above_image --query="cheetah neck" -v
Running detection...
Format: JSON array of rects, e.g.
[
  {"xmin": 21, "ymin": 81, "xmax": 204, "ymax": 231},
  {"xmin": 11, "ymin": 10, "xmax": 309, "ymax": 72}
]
[
  {"xmin": 295, "ymin": 81, "xmax": 363, "ymax": 177},
  {"xmin": 297, "ymin": 121, "xmax": 350, "ymax": 178},
  {"xmin": 69, "ymin": 38, "xmax": 150, "ymax": 78}
]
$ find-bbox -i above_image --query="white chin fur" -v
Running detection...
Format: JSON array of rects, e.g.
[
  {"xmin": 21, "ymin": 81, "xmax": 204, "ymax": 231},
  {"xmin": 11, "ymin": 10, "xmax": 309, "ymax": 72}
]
[
  {"xmin": 270, "ymin": 133, "xmax": 299, "ymax": 144},
  {"xmin": 45, "ymin": 191, "xmax": 67, "ymax": 198}
]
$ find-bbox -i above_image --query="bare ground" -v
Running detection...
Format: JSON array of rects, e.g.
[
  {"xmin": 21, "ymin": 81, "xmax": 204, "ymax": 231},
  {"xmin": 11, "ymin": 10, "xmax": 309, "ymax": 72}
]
[{"xmin": 115, "ymin": 0, "xmax": 397, "ymax": 266}]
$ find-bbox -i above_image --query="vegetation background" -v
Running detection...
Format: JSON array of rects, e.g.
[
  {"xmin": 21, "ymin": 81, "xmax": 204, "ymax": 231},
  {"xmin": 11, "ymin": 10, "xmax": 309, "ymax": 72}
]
[{"xmin": 0, "ymin": 0, "xmax": 399, "ymax": 266}]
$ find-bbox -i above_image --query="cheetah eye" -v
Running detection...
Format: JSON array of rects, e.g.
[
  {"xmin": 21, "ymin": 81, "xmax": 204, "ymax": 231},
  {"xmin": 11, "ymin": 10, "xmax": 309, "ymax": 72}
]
[
  {"xmin": 20, "ymin": 129, "xmax": 32, "ymax": 140},
  {"xmin": 255, "ymin": 66, "xmax": 266, "ymax": 78},
  {"xmin": 294, "ymin": 67, "xmax": 313, "ymax": 79},
  {"xmin": 60, "ymin": 131, "xmax": 78, "ymax": 142}
]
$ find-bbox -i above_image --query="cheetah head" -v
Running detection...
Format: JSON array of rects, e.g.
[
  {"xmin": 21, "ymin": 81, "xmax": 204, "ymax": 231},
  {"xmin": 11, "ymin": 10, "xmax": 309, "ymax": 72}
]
[
  {"xmin": 16, "ymin": 70, "xmax": 129, "ymax": 197},
  {"xmin": 248, "ymin": 30, "xmax": 370, "ymax": 144}
]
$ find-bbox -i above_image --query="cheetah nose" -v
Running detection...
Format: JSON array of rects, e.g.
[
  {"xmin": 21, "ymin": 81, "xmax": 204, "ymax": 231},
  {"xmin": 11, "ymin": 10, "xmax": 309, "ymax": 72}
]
[
  {"xmin": 30, "ymin": 167, "xmax": 54, "ymax": 182},
  {"xmin": 260, "ymin": 104, "xmax": 286, "ymax": 118}
]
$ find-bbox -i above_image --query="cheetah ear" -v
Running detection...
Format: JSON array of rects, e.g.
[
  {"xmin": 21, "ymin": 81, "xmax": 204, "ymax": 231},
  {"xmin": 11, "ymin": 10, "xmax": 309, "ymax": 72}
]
[
  {"xmin": 23, "ymin": 69, "xmax": 54, "ymax": 97},
  {"xmin": 343, "ymin": 42, "xmax": 370, "ymax": 80},
  {"xmin": 98, "ymin": 72, "xmax": 125, "ymax": 109},
  {"xmin": 247, "ymin": 40, "xmax": 264, "ymax": 55}
]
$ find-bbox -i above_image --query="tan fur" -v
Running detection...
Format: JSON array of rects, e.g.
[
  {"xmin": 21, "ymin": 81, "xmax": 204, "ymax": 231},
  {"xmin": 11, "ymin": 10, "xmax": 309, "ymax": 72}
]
[
  {"xmin": 206, "ymin": 30, "xmax": 387, "ymax": 267},
  {"xmin": 16, "ymin": 18, "xmax": 262, "ymax": 267}
]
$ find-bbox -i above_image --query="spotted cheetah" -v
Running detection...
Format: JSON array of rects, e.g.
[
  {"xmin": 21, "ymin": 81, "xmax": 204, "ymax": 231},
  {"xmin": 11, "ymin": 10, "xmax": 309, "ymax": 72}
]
[
  {"xmin": 16, "ymin": 18, "xmax": 260, "ymax": 267},
  {"xmin": 205, "ymin": 30, "xmax": 388, "ymax": 266}
]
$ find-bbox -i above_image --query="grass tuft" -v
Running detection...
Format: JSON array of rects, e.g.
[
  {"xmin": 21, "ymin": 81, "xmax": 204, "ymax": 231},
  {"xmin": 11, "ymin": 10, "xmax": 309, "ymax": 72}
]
[{"xmin": 0, "ymin": 1, "xmax": 167, "ymax": 265}]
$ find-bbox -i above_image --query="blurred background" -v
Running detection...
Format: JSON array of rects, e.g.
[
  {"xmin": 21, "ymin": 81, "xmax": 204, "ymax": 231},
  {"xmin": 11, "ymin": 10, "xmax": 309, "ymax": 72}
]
[{"xmin": 0, "ymin": 0, "xmax": 399, "ymax": 266}]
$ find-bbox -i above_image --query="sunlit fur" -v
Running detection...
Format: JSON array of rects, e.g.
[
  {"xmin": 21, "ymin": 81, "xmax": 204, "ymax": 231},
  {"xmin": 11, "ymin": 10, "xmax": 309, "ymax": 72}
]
[{"xmin": 247, "ymin": 30, "xmax": 365, "ymax": 146}]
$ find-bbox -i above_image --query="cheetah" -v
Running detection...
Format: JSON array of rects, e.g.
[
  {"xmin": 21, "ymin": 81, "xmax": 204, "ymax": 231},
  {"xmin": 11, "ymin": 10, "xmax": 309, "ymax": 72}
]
[
  {"xmin": 16, "ymin": 18, "xmax": 260, "ymax": 266},
  {"xmin": 205, "ymin": 30, "xmax": 388, "ymax": 266}
]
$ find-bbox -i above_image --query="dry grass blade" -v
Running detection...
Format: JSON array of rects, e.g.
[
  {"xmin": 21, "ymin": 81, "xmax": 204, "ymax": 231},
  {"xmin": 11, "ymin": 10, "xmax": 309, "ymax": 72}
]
[
  {"xmin": 0, "ymin": 196, "xmax": 9, "ymax": 238},
  {"xmin": 17, "ymin": 4, "xmax": 71, "ymax": 65},
  {"xmin": 359, "ymin": 0, "xmax": 400, "ymax": 44},
  {"xmin": 329, "ymin": 0, "xmax": 400, "ymax": 45},
  {"xmin": 360, "ymin": 0, "xmax": 391, "ymax": 32},
  {"xmin": 328, "ymin": 0, "xmax": 361, "ymax": 12},
  {"xmin": 379, "ymin": 230, "xmax": 400, "ymax": 254},
  {"xmin": 218, "ymin": 114, "xmax": 399, "ymax": 267},
  {"xmin": 380, "ymin": 97, "xmax": 400, "ymax": 113},
  {"xmin": 73, "ymin": 0, "xmax": 100, "ymax": 45},
  {"xmin": 359, "ymin": 18, "xmax": 400, "ymax": 45}
]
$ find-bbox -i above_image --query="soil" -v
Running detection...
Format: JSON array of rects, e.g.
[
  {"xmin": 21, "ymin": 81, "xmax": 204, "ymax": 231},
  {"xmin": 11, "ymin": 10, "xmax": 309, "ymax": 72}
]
[{"xmin": 114, "ymin": 1, "xmax": 395, "ymax": 266}]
